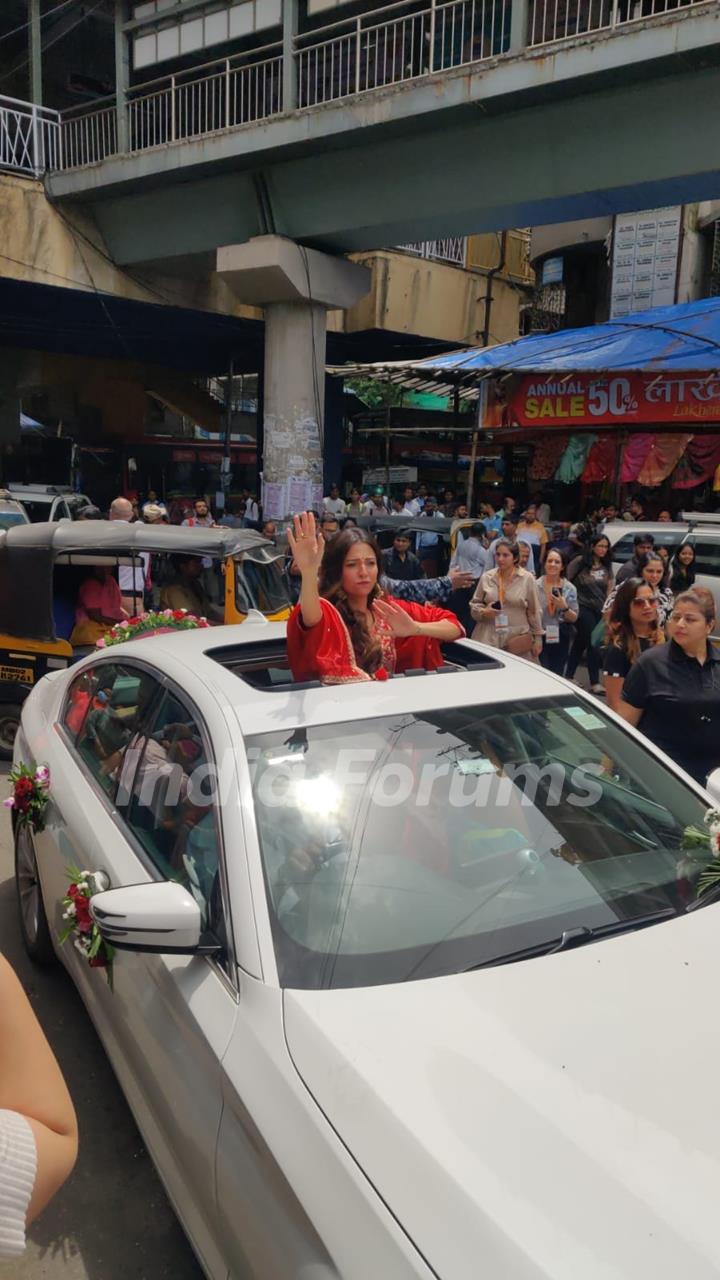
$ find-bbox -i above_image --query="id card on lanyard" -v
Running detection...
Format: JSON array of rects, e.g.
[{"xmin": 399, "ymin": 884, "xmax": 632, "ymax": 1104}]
[
  {"xmin": 495, "ymin": 574, "xmax": 509, "ymax": 631},
  {"xmin": 545, "ymin": 621, "xmax": 560, "ymax": 644}
]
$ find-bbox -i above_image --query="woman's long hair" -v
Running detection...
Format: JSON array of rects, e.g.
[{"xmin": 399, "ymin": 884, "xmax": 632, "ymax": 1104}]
[
  {"xmin": 669, "ymin": 545, "xmax": 696, "ymax": 593},
  {"xmin": 608, "ymin": 577, "xmax": 663, "ymax": 664},
  {"xmin": 319, "ymin": 527, "xmax": 385, "ymax": 673},
  {"xmin": 579, "ymin": 533, "xmax": 613, "ymax": 572}
]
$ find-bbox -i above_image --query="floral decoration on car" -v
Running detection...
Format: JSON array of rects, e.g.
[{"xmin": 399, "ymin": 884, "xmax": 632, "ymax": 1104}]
[
  {"xmin": 682, "ymin": 808, "xmax": 720, "ymax": 897},
  {"xmin": 96, "ymin": 609, "xmax": 211, "ymax": 647},
  {"xmin": 4, "ymin": 763, "xmax": 50, "ymax": 832},
  {"xmin": 59, "ymin": 866, "xmax": 114, "ymax": 987}
]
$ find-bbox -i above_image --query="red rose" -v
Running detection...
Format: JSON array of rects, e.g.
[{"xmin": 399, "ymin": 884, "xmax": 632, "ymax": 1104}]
[
  {"xmin": 172, "ymin": 610, "xmax": 186, "ymax": 620},
  {"xmin": 374, "ymin": 667, "xmax": 389, "ymax": 681},
  {"xmin": 76, "ymin": 918, "xmax": 92, "ymax": 934},
  {"xmin": 89, "ymin": 953, "xmax": 107, "ymax": 968}
]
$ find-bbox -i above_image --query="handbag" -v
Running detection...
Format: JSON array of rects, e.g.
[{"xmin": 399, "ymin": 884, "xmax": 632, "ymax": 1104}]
[{"xmin": 506, "ymin": 630, "xmax": 534, "ymax": 657}]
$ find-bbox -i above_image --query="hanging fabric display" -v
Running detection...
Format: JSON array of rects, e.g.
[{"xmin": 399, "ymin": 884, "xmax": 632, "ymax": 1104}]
[
  {"xmin": 671, "ymin": 435, "xmax": 720, "ymax": 488},
  {"xmin": 637, "ymin": 433, "xmax": 693, "ymax": 487},
  {"xmin": 528, "ymin": 434, "xmax": 569, "ymax": 481},
  {"xmin": 581, "ymin": 434, "xmax": 616, "ymax": 484},
  {"xmin": 554, "ymin": 434, "xmax": 597, "ymax": 485},
  {"xmin": 620, "ymin": 433, "xmax": 655, "ymax": 483}
]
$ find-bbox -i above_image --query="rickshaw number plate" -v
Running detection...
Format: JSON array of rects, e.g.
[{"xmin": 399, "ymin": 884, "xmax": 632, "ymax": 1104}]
[{"xmin": 0, "ymin": 664, "xmax": 34, "ymax": 683}]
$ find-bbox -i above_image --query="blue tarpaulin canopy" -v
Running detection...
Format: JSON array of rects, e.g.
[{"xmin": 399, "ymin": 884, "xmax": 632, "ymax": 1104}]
[{"xmin": 329, "ymin": 298, "xmax": 720, "ymax": 398}]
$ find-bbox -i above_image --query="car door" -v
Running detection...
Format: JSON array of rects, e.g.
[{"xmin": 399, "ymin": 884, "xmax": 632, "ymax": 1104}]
[
  {"xmin": 100, "ymin": 681, "xmax": 238, "ymax": 1280},
  {"xmin": 42, "ymin": 661, "xmax": 163, "ymax": 1011}
]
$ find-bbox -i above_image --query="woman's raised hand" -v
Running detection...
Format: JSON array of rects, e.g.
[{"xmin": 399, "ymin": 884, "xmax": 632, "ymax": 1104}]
[
  {"xmin": 373, "ymin": 598, "xmax": 421, "ymax": 637},
  {"xmin": 287, "ymin": 511, "xmax": 324, "ymax": 576}
]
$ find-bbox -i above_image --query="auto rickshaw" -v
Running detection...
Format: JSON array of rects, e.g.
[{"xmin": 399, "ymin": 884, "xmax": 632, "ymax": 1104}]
[{"xmin": 0, "ymin": 521, "xmax": 290, "ymax": 756}]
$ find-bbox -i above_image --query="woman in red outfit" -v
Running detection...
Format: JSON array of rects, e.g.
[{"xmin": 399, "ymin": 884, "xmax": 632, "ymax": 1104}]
[{"xmin": 287, "ymin": 512, "xmax": 463, "ymax": 683}]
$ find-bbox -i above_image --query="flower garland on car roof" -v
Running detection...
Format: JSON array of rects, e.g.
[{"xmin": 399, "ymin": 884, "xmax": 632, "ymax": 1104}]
[
  {"xmin": 97, "ymin": 609, "xmax": 210, "ymax": 648},
  {"xmin": 4, "ymin": 763, "xmax": 50, "ymax": 833}
]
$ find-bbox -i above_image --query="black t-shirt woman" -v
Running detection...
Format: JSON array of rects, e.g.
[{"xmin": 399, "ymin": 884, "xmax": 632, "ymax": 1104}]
[
  {"xmin": 602, "ymin": 578, "xmax": 664, "ymax": 713},
  {"xmin": 619, "ymin": 587, "xmax": 720, "ymax": 786}
]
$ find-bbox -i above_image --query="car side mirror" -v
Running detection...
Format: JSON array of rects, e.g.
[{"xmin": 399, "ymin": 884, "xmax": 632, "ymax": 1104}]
[
  {"xmin": 89, "ymin": 881, "xmax": 222, "ymax": 956},
  {"xmin": 705, "ymin": 767, "xmax": 720, "ymax": 808}
]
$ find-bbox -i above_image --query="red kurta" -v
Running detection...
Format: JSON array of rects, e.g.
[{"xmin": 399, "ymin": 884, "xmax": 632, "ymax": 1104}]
[{"xmin": 287, "ymin": 597, "xmax": 463, "ymax": 684}]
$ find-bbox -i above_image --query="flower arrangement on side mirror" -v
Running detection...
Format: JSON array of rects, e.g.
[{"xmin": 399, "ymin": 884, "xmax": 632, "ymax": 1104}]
[
  {"xmin": 3, "ymin": 763, "xmax": 50, "ymax": 833},
  {"xmin": 58, "ymin": 866, "xmax": 114, "ymax": 987},
  {"xmin": 96, "ymin": 609, "xmax": 211, "ymax": 647}
]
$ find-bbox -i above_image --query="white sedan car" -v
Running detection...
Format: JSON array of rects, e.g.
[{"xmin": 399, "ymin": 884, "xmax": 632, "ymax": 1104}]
[{"xmin": 13, "ymin": 622, "xmax": 720, "ymax": 1279}]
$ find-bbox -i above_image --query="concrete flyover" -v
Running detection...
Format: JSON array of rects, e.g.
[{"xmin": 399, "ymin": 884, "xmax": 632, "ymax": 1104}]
[{"xmin": 45, "ymin": 2, "xmax": 720, "ymax": 265}]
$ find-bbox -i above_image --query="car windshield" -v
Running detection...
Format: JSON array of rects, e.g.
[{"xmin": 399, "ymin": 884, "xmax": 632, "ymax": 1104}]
[
  {"xmin": 249, "ymin": 695, "xmax": 713, "ymax": 989},
  {"xmin": 235, "ymin": 557, "xmax": 291, "ymax": 615},
  {"xmin": 17, "ymin": 498, "xmax": 52, "ymax": 522}
]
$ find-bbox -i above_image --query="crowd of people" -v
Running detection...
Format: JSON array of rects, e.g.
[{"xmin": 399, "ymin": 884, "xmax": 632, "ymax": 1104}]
[
  {"xmin": 284, "ymin": 485, "xmax": 720, "ymax": 788},
  {"xmin": 63, "ymin": 478, "xmax": 720, "ymax": 784}
]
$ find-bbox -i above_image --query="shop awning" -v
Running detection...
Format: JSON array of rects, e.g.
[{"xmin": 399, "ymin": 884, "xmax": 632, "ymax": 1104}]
[{"xmin": 328, "ymin": 297, "xmax": 720, "ymax": 397}]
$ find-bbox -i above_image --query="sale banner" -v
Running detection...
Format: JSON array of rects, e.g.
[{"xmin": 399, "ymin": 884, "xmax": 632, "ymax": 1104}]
[{"xmin": 482, "ymin": 373, "xmax": 720, "ymax": 429}]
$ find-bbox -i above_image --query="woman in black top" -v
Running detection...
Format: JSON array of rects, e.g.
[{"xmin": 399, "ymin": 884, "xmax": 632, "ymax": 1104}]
[
  {"xmin": 668, "ymin": 543, "xmax": 696, "ymax": 595},
  {"xmin": 619, "ymin": 588, "xmax": 720, "ymax": 786},
  {"xmin": 602, "ymin": 578, "xmax": 664, "ymax": 713},
  {"xmin": 565, "ymin": 533, "xmax": 614, "ymax": 691}
]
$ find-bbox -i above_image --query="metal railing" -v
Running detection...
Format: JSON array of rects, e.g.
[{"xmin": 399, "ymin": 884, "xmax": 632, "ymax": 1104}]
[
  {"xmin": 60, "ymin": 101, "xmax": 117, "ymax": 169},
  {"xmin": 0, "ymin": 95, "xmax": 60, "ymax": 176},
  {"xmin": 529, "ymin": 0, "xmax": 711, "ymax": 46},
  {"xmin": 297, "ymin": 0, "xmax": 510, "ymax": 107},
  {"xmin": 127, "ymin": 49, "xmax": 283, "ymax": 151},
  {"xmin": 0, "ymin": 0, "xmax": 714, "ymax": 175},
  {"xmin": 398, "ymin": 237, "xmax": 468, "ymax": 264}
]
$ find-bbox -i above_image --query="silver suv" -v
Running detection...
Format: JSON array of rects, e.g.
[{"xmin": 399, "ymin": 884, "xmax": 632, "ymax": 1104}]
[
  {"xmin": 7, "ymin": 484, "xmax": 92, "ymax": 523},
  {"xmin": 605, "ymin": 515, "xmax": 720, "ymax": 634}
]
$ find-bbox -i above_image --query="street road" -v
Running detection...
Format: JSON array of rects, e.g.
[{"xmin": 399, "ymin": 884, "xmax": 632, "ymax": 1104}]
[{"xmin": 0, "ymin": 768, "xmax": 202, "ymax": 1280}]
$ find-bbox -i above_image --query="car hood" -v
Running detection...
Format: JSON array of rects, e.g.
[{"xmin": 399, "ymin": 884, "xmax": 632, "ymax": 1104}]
[{"xmin": 284, "ymin": 907, "xmax": 720, "ymax": 1280}]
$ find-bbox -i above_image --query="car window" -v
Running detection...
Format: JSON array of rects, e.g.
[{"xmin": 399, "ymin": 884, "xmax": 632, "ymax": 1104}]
[
  {"xmin": 689, "ymin": 537, "xmax": 720, "ymax": 577},
  {"xmin": 17, "ymin": 498, "xmax": 51, "ymax": 522},
  {"xmin": 64, "ymin": 663, "xmax": 160, "ymax": 798},
  {"xmin": 119, "ymin": 688, "xmax": 224, "ymax": 936},
  {"xmin": 611, "ymin": 530, "xmax": 683, "ymax": 564},
  {"xmin": 249, "ymin": 696, "xmax": 710, "ymax": 989}
]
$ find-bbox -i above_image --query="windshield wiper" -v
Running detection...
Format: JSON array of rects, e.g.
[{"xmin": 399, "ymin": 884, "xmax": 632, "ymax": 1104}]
[{"xmin": 464, "ymin": 907, "xmax": 678, "ymax": 972}]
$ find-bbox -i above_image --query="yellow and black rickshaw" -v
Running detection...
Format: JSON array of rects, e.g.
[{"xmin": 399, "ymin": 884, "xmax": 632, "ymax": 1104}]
[{"xmin": 0, "ymin": 521, "xmax": 290, "ymax": 755}]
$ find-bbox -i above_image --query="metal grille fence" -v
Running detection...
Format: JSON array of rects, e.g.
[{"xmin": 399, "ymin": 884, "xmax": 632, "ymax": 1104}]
[
  {"xmin": 0, "ymin": 96, "xmax": 60, "ymax": 175},
  {"xmin": 398, "ymin": 238, "xmax": 468, "ymax": 264}
]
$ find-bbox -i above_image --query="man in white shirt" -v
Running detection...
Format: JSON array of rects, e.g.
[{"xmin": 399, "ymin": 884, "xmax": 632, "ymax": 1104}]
[
  {"xmin": 322, "ymin": 484, "xmax": 346, "ymax": 517},
  {"xmin": 402, "ymin": 485, "xmax": 421, "ymax": 516},
  {"xmin": 109, "ymin": 496, "xmax": 147, "ymax": 614}
]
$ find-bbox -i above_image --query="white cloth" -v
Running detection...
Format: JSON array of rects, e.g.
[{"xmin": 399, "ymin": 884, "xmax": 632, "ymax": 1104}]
[
  {"xmin": 322, "ymin": 497, "xmax": 346, "ymax": 516},
  {"xmin": 0, "ymin": 1110, "xmax": 36, "ymax": 1259},
  {"xmin": 118, "ymin": 554, "xmax": 148, "ymax": 596},
  {"xmin": 245, "ymin": 499, "xmax": 259, "ymax": 523},
  {"xmin": 405, "ymin": 498, "xmax": 421, "ymax": 516}
]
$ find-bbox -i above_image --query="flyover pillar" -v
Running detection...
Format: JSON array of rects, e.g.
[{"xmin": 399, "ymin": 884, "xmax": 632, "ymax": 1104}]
[{"xmin": 217, "ymin": 236, "xmax": 370, "ymax": 519}]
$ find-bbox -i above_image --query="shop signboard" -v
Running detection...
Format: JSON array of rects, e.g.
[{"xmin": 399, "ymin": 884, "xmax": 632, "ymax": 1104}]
[
  {"xmin": 482, "ymin": 372, "xmax": 720, "ymax": 429},
  {"xmin": 610, "ymin": 207, "xmax": 682, "ymax": 317}
]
